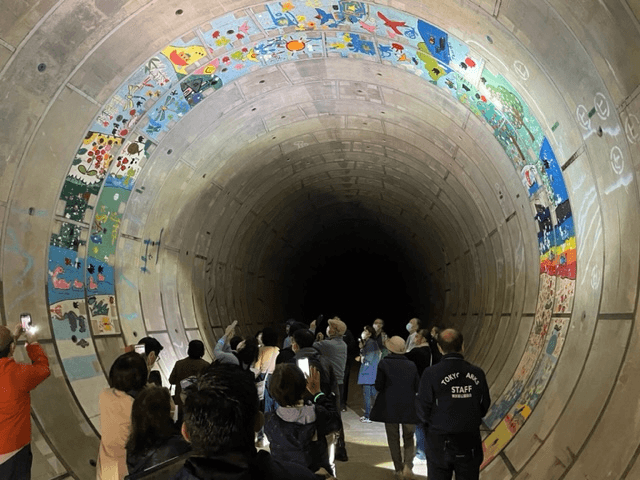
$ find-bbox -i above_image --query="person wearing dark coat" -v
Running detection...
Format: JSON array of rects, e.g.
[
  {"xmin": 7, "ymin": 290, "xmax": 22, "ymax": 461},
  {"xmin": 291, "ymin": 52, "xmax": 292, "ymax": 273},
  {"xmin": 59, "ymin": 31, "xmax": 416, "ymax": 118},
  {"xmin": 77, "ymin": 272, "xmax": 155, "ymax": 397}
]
[
  {"xmin": 288, "ymin": 329, "xmax": 337, "ymax": 399},
  {"xmin": 276, "ymin": 322, "xmax": 308, "ymax": 365},
  {"xmin": 369, "ymin": 336, "xmax": 420, "ymax": 479},
  {"xmin": 340, "ymin": 328, "xmax": 358, "ymax": 411},
  {"xmin": 427, "ymin": 326, "xmax": 442, "ymax": 364},
  {"xmin": 416, "ymin": 329, "xmax": 490, "ymax": 480},
  {"xmin": 264, "ymin": 364, "xmax": 341, "ymax": 475},
  {"xmin": 126, "ymin": 385, "xmax": 191, "ymax": 476},
  {"xmin": 169, "ymin": 340, "xmax": 210, "ymax": 424},
  {"xmin": 171, "ymin": 362, "xmax": 332, "ymax": 480},
  {"xmin": 404, "ymin": 329, "xmax": 432, "ymax": 461}
]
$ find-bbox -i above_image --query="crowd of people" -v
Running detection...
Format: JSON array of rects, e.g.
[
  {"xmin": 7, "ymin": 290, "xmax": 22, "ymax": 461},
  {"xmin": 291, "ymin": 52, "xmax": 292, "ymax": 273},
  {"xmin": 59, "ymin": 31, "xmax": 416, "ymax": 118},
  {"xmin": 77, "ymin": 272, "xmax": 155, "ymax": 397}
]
[{"xmin": 0, "ymin": 314, "xmax": 490, "ymax": 480}]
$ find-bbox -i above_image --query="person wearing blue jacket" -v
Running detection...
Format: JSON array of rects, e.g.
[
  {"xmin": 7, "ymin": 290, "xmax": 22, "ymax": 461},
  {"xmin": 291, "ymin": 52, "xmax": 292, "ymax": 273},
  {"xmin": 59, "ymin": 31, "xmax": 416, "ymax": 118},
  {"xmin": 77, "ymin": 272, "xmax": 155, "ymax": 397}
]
[{"xmin": 356, "ymin": 325, "xmax": 381, "ymax": 423}]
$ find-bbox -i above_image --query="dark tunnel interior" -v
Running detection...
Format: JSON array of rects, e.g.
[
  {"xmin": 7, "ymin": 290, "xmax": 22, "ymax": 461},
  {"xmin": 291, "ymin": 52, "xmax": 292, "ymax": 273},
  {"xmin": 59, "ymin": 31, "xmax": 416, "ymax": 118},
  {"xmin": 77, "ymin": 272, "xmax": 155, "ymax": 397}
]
[{"xmin": 279, "ymin": 217, "xmax": 438, "ymax": 335}]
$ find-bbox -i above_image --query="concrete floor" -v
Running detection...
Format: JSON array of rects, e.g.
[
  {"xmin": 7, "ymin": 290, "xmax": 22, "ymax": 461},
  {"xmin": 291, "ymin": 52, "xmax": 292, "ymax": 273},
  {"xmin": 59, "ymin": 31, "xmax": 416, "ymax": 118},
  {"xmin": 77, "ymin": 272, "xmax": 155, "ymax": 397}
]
[{"xmin": 335, "ymin": 408, "xmax": 429, "ymax": 480}]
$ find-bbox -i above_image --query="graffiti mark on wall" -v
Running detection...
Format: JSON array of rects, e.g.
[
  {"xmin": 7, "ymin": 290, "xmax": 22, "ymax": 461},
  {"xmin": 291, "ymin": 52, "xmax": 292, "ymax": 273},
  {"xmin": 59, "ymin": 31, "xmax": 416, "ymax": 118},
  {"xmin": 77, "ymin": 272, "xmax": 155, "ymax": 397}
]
[{"xmin": 140, "ymin": 234, "xmax": 162, "ymax": 274}]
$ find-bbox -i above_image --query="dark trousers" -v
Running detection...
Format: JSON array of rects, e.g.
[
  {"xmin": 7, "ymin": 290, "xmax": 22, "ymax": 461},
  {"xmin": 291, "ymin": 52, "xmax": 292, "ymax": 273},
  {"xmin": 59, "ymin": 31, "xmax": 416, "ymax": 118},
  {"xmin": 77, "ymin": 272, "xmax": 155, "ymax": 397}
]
[
  {"xmin": 334, "ymin": 384, "xmax": 347, "ymax": 456},
  {"xmin": 341, "ymin": 358, "xmax": 353, "ymax": 408},
  {"xmin": 0, "ymin": 444, "xmax": 33, "ymax": 480},
  {"xmin": 384, "ymin": 423, "xmax": 415, "ymax": 472},
  {"xmin": 425, "ymin": 431, "xmax": 482, "ymax": 480}
]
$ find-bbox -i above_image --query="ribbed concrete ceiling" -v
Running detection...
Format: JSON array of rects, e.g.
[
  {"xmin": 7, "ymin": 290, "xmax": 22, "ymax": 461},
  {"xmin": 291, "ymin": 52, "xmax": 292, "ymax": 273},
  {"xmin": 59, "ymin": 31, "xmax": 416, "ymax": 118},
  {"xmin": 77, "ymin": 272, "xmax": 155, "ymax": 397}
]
[{"xmin": 1, "ymin": 1, "xmax": 640, "ymax": 479}]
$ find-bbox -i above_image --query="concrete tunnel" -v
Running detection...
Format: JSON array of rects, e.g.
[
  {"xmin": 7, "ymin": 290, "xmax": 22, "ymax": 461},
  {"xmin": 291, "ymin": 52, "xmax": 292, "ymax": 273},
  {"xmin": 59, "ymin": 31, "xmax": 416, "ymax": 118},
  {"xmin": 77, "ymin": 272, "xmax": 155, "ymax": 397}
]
[{"xmin": 1, "ymin": 0, "xmax": 639, "ymax": 478}]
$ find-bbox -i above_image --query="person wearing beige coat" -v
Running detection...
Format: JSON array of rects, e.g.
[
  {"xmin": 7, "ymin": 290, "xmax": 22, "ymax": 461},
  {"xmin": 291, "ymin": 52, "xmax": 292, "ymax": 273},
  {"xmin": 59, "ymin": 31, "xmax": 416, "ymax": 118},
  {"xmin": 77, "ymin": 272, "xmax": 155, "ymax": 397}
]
[{"xmin": 96, "ymin": 352, "xmax": 148, "ymax": 480}]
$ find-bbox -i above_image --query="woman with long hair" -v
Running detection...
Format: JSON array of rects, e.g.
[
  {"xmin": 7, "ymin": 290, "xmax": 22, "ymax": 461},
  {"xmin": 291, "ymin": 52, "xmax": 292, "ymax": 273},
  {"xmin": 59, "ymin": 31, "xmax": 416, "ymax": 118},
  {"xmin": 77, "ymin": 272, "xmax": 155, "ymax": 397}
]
[{"xmin": 125, "ymin": 385, "xmax": 190, "ymax": 475}]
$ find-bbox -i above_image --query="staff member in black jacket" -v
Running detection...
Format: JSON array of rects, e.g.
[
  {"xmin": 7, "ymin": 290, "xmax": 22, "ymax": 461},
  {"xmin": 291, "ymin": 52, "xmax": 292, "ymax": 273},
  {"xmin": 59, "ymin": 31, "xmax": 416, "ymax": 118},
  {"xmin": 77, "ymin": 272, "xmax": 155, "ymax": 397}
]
[{"xmin": 416, "ymin": 328, "xmax": 490, "ymax": 480}]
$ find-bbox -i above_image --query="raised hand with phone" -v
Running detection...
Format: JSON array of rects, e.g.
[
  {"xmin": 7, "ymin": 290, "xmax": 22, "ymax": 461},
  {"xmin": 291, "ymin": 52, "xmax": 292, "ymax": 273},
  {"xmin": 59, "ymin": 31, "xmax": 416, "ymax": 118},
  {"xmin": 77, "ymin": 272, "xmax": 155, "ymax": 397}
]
[{"xmin": 0, "ymin": 316, "xmax": 50, "ymax": 478}]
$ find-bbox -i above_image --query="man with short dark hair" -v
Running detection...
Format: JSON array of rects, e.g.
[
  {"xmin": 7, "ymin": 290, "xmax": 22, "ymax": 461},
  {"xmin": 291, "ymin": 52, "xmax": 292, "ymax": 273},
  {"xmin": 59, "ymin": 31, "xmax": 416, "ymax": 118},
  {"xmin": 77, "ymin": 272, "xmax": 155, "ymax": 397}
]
[
  {"xmin": 416, "ymin": 328, "xmax": 490, "ymax": 480},
  {"xmin": 290, "ymin": 329, "xmax": 336, "ymax": 400},
  {"xmin": 172, "ymin": 362, "xmax": 332, "ymax": 480},
  {"xmin": 0, "ymin": 323, "xmax": 50, "ymax": 479},
  {"xmin": 276, "ymin": 321, "xmax": 307, "ymax": 365},
  {"xmin": 138, "ymin": 336, "xmax": 164, "ymax": 386}
]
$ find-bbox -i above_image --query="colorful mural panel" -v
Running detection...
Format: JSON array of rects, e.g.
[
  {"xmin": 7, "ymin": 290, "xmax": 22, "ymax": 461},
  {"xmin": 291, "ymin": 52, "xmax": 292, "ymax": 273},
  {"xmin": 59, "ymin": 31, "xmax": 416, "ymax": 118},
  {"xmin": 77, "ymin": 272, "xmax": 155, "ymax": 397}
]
[
  {"xmin": 50, "ymin": 222, "xmax": 86, "ymax": 251},
  {"xmin": 88, "ymin": 187, "xmax": 131, "ymax": 263},
  {"xmin": 48, "ymin": 246, "xmax": 86, "ymax": 303},
  {"xmin": 91, "ymin": 56, "xmax": 177, "ymax": 136},
  {"xmin": 68, "ymin": 132, "xmax": 123, "ymax": 187},
  {"xmin": 50, "ymin": 299, "xmax": 91, "ymax": 343},
  {"xmin": 199, "ymin": 12, "xmax": 262, "ymax": 53},
  {"xmin": 180, "ymin": 68, "xmax": 223, "ymax": 107},
  {"xmin": 86, "ymin": 256, "xmax": 115, "ymax": 296},
  {"xmin": 105, "ymin": 135, "xmax": 152, "ymax": 191},
  {"xmin": 59, "ymin": 177, "xmax": 95, "ymax": 223},
  {"xmin": 88, "ymin": 294, "xmax": 121, "ymax": 334},
  {"xmin": 326, "ymin": 32, "xmax": 376, "ymax": 58},
  {"xmin": 143, "ymin": 88, "xmax": 191, "ymax": 140},
  {"xmin": 482, "ymin": 317, "xmax": 568, "ymax": 467},
  {"xmin": 160, "ymin": 41, "xmax": 208, "ymax": 79},
  {"xmin": 49, "ymin": 299, "xmax": 103, "ymax": 382}
]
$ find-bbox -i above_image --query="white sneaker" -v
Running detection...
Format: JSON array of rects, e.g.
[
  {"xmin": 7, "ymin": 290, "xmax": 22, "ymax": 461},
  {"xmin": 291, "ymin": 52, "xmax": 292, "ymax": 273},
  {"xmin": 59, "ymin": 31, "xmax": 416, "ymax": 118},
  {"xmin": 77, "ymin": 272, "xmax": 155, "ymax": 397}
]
[{"xmin": 359, "ymin": 416, "xmax": 372, "ymax": 423}]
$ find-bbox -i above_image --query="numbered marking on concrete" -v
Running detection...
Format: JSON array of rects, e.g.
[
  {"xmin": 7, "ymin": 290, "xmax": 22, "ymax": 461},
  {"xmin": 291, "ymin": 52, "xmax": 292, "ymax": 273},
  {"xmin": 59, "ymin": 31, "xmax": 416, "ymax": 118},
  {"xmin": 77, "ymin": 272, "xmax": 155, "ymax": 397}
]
[
  {"xmin": 513, "ymin": 60, "xmax": 529, "ymax": 81},
  {"xmin": 610, "ymin": 146, "xmax": 624, "ymax": 175},
  {"xmin": 576, "ymin": 105, "xmax": 591, "ymax": 131},
  {"xmin": 625, "ymin": 114, "xmax": 639, "ymax": 144},
  {"xmin": 594, "ymin": 93, "xmax": 609, "ymax": 120}
]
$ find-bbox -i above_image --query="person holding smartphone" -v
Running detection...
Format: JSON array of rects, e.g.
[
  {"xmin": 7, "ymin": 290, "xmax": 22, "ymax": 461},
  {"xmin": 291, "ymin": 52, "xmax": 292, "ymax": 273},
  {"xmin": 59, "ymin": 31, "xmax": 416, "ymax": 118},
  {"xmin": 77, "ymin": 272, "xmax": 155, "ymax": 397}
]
[{"xmin": 0, "ymin": 317, "xmax": 51, "ymax": 479}]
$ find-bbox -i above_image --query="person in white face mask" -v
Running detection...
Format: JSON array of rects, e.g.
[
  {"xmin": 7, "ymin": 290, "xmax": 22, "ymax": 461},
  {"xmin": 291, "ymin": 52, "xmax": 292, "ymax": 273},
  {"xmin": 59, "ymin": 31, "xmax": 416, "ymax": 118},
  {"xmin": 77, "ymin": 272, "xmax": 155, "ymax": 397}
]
[
  {"xmin": 356, "ymin": 326, "xmax": 381, "ymax": 422},
  {"xmin": 405, "ymin": 318, "xmax": 423, "ymax": 353},
  {"xmin": 372, "ymin": 318, "xmax": 389, "ymax": 356}
]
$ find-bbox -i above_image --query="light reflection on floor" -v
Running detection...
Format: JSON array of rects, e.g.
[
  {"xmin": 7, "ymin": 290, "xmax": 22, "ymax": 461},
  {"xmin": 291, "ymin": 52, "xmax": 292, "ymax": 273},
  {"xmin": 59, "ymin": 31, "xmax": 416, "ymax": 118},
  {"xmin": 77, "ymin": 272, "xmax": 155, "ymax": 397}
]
[{"xmin": 335, "ymin": 407, "xmax": 429, "ymax": 480}]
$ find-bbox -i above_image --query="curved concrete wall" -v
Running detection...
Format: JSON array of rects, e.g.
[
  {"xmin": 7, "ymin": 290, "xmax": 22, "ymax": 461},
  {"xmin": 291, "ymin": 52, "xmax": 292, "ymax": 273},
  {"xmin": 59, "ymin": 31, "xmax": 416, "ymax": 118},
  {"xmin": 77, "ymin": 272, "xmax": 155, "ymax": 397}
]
[{"xmin": 0, "ymin": 0, "xmax": 639, "ymax": 478}]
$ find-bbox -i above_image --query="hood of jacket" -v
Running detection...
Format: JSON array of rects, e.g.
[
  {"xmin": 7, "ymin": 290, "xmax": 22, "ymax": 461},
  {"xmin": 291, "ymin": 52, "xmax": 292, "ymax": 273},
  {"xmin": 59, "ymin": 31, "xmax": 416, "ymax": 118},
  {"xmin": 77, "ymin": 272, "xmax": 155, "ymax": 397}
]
[{"xmin": 275, "ymin": 404, "xmax": 316, "ymax": 425}]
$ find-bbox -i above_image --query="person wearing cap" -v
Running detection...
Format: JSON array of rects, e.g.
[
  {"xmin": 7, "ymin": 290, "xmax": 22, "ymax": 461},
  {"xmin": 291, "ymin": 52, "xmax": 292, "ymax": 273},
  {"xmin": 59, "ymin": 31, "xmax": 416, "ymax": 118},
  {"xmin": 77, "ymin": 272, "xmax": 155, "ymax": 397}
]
[
  {"xmin": 416, "ymin": 328, "xmax": 490, "ymax": 480},
  {"xmin": 313, "ymin": 317, "xmax": 349, "ymax": 462},
  {"xmin": 0, "ymin": 323, "xmax": 50, "ymax": 479},
  {"xmin": 369, "ymin": 336, "xmax": 420, "ymax": 479}
]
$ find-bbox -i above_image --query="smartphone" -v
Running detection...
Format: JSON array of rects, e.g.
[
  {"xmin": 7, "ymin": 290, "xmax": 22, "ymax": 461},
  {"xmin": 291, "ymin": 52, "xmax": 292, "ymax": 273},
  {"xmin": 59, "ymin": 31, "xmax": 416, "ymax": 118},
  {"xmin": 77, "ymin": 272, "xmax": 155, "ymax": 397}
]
[
  {"xmin": 20, "ymin": 313, "xmax": 32, "ymax": 330},
  {"xmin": 297, "ymin": 358, "xmax": 310, "ymax": 377},
  {"xmin": 134, "ymin": 344, "xmax": 146, "ymax": 355}
]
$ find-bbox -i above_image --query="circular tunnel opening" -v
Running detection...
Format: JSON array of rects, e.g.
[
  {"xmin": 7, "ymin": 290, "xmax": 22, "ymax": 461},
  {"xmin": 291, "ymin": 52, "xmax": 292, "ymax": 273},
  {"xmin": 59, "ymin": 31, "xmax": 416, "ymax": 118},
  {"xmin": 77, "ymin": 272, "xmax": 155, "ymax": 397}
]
[{"xmin": 279, "ymin": 216, "xmax": 438, "ymax": 335}]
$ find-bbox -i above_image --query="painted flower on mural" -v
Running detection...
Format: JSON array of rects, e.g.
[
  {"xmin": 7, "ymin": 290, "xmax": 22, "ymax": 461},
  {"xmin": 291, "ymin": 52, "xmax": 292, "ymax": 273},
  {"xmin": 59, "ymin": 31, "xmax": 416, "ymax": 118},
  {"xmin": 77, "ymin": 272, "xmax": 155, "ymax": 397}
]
[{"xmin": 74, "ymin": 135, "xmax": 118, "ymax": 178}]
